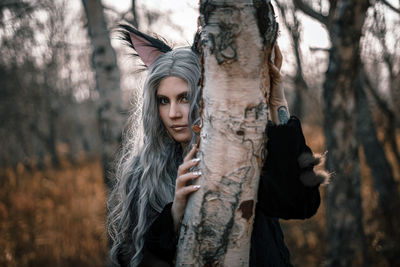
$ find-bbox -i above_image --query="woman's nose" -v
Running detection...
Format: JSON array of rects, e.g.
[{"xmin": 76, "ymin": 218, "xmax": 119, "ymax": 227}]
[{"xmin": 169, "ymin": 102, "xmax": 182, "ymax": 118}]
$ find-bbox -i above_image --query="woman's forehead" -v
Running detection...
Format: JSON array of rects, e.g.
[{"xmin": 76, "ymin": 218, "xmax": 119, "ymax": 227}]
[{"xmin": 157, "ymin": 76, "xmax": 188, "ymax": 95}]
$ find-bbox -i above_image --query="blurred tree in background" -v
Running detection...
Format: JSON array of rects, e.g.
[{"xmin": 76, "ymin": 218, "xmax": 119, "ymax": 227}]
[
  {"xmin": 0, "ymin": 0, "xmax": 101, "ymax": 170},
  {"xmin": 0, "ymin": 0, "xmax": 399, "ymax": 266},
  {"xmin": 278, "ymin": 0, "xmax": 400, "ymax": 265},
  {"xmin": 81, "ymin": 0, "xmax": 123, "ymax": 191}
]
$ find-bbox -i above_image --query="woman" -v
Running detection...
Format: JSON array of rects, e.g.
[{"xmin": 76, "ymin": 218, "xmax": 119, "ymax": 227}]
[{"xmin": 108, "ymin": 25, "xmax": 329, "ymax": 267}]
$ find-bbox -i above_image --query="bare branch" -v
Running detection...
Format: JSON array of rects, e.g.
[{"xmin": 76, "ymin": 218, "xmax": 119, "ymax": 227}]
[
  {"xmin": 363, "ymin": 66, "xmax": 394, "ymax": 118},
  {"xmin": 379, "ymin": 0, "xmax": 400, "ymax": 14},
  {"xmin": 370, "ymin": 6, "xmax": 395, "ymax": 78},
  {"xmin": 293, "ymin": 0, "xmax": 328, "ymax": 26},
  {"xmin": 102, "ymin": 3, "xmax": 132, "ymax": 24},
  {"xmin": 309, "ymin": 46, "xmax": 330, "ymax": 52}
]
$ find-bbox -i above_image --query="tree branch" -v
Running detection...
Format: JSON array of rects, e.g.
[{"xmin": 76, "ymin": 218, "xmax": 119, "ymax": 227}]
[
  {"xmin": 309, "ymin": 46, "xmax": 330, "ymax": 52},
  {"xmin": 363, "ymin": 67, "xmax": 394, "ymax": 118},
  {"xmin": 379, "ymin": 0, "xmax": 400, "ymax": 14},
  {"xmin": 293, "ymin": 0, "xmax": 328, "ymax": 26},
  {"xmin": 102, "ymin": 3, "xmax": 132, "ymax": 25}
]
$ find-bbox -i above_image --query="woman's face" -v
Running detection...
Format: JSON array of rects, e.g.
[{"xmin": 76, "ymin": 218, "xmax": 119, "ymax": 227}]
[{"xmin": 157, "ymin": 76, "xmax": 192, "ymax": 144}]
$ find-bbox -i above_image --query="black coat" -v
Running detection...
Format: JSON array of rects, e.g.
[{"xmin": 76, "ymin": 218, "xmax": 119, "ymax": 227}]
[{"xmin": 125, "ymin": 117, "xmax": 322, "ymax": 267}]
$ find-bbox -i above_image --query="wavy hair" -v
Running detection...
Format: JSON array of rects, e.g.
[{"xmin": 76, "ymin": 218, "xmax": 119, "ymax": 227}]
[{"xmin": 108, "ymin": 47, "xmax": 201, "ymax": 266}]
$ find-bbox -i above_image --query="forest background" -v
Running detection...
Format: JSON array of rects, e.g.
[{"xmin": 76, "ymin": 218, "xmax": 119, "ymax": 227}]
[{"xmin": 0, "ymin": 0, "xmax": 399, "ymax": 266}]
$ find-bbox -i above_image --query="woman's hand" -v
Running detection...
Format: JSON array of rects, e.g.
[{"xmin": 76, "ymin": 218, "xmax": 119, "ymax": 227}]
[
  {"xmin": 269, "ymin": 43, "xmax": 290, "ymax": 124},
  {"xmin": 171, "ymin": 145, "xmax": 201, "ymax": 233}
]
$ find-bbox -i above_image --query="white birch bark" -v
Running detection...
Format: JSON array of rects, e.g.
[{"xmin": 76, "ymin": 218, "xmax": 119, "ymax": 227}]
[{"xmin": 176, "ymin": 0, "xmax": 278, "ymax": 265}]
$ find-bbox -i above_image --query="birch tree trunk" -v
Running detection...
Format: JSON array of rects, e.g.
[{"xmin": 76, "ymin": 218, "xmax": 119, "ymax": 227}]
[
  {"xmin": 322, "ymin": 1, "xmax": 370, "ymax": 266},
  {"xmin": 175, "ymin": 0, "xmax": 278, "ymax": 266},
  {"xmin": 82, "ymin": 0, "xmax": 123, "ymax": 190}
]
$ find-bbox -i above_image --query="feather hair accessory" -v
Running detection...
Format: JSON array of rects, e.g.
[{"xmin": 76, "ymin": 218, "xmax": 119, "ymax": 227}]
[{"xmin": 117, "ymin": 24, "xmax": 173, "ymax": 67}]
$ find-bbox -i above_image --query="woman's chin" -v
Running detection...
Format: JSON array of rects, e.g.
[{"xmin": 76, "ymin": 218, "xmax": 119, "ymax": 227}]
[{"xmin": 172, "ymin": 134, "xmax": 192, "ymax": 145}]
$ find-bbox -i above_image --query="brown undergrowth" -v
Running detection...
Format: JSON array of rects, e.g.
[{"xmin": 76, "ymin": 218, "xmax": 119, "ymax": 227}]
[
  {"xmin": 0, "ymin": 158, "xmax": 107, "ymax": 267},
  {"xmin": 0, "ymin": 126, "xmax": 399, "ymax": 266}
]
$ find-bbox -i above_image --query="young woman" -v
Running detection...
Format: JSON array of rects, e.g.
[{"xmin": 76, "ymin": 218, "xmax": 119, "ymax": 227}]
[{"xmin": 108, "ymin": 25, "xmax": 329, "ymax": 267}]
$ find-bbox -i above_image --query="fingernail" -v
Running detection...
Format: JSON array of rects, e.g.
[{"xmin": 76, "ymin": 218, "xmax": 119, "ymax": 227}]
[
  {"xmin": 192, "ymin": 158, "xmax": 200, "ymax": 163},
  {"xmin": 193, "ymin": 171, "xmax": 202, "ymax": 176},
  {"xmin": 192, "ymin": 144, "xmax": 197, "ymax": 149},
  {"xmin": 193, "ymin": 185, "xmax": 201, "ymax": 189}
]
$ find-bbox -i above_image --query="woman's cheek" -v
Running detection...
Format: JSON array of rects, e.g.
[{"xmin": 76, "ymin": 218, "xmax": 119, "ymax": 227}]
[{"xmin": 158, "ymin": 105, "xmax": 169, "ymax": 126}]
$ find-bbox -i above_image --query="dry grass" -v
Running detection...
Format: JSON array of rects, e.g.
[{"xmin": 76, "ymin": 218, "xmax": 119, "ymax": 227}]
[
  {"xmin": 0, "ymin": 159, "xmax": 107, "ymax": 267},
  {"xmin": 0, "ymin": 126, "xmax": 399, "ymax": 266}
]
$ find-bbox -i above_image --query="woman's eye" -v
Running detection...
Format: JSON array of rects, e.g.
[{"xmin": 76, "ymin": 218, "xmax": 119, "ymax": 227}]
[
  {"xmin": 181, "ymin": 94, "xmax": 189, "ymax": 103},
  {"xmin": 158, "ymin": 97, "xmax": 169, "ymax": 105}
]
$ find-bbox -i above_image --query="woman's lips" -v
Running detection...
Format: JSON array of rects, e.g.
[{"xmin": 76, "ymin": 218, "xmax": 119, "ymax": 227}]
[{"xmin": 171, "ymin": 125, "xmax": 188, "ymax": 131}]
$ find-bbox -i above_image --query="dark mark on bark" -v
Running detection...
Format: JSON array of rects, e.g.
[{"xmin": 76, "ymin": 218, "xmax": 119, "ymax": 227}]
[
  {"xmin": 214, "ymin": 8, "xmax": 240, "ymax": 64},
  {"xmin": 239, "ymin": 199, "xmax": 254, "ymax": 221},
  {"xmin": 207, "ymin": 32, "xmax": 215, "ymax": 54},
  {"xmin": 236, "ymin": 130, "xmax": 245, "ymax": 136},
  {"xmin": 196, "ymin": 166, "xmax": 251, "ymax": 265},
  {"xmin": 200, "ymin": 0, "xmax": 217, "ymax": 26},
  {"xmin": 245, "ymin": 102, "xmax": 267, "ymax": 120},
  {"xmin": 253, "ymin": 0, "xmax": 278, "ymax": 46},
  {"xmin": 200, "ymin": 1, "xmax": 240, "ymax": 65}
]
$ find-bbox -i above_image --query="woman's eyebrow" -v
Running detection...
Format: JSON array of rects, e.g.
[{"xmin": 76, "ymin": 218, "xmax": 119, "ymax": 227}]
[
  {"xmin": 177, "ymin": 92, "xmax": 188, "ymax": 98},
  {"xmin": 157, "ymin": 92, "xmax": 187, "ymax": 98}
]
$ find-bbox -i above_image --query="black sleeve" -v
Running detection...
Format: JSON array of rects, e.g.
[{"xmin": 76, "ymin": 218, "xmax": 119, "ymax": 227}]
[
  {"xmin": 257, "ymin": 116, "xmax": 321, "ymax": 220},
  {"xmin": 144, "ymin": 202, "xmax": 177, "ymax": 266}
]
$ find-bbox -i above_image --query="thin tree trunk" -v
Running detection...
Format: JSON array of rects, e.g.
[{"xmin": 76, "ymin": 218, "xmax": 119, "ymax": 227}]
[
  {"xmin": 82, "ymin": 0, "xmax": 123, "ymax": 190},
  {"xmin": 323, "ymin": 1, "xmax": 370, "ymax": 266},
  {"xmin": 385, "ymin": 73, "xmax": 400, "ymax": 167},
  {"xmin": 370, "ymin": 8, "xmax": 400, "ymax": 167},
  {"xmin": 175, "ymin": 0, "xmax": 278, "ymax": 266},
  {"xmin": 131, "ymin": 0, "xmax": 139, "ymax": 28},
  {"xmin": 391, "ymin": 73, "xmax": 400, "ymax": 128},
  {"xmin": 275, "ymin": 1, "xmax": 308, "ymax": 118},
  {"xmin": 364, "ymin": 73, "xmax": 400, "ymax": 167},
  {"xmin": 48, "ymin": 108, "xmax": 60, "ymax": 167}
]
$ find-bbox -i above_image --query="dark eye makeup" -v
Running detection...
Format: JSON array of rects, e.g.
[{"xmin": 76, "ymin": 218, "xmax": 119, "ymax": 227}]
[
  {"xmin": 157, "ymin": 96, "xmax": 169, "ymax": 105},
  {"xmin": 179, "ymin": 92, "xmax": 189, "ymax": 103},
  {"xmin": 157, "ymin": 91, "xmax": 189, "ymax": 105}
]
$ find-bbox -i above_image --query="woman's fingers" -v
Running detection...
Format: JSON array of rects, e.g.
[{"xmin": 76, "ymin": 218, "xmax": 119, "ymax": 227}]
[
  {"xmin": 172, "ymin": 145, "xmax": 202, "ymax": 228},
  {"xmin": 177, "ymin": 157, "xmax": 200, "ymax": 176},
  {"xmin": 176, "ymin": 171, "xmax": 201, "ymax": 188},
  {"xmin": 171, "ymin": 183, "xmax": 201, "ymax": 230},
  {"xmin": 175, "ymin": 184, "xmax": 201, "ymax": 201},
  {"xmin": 269, "ymin": 62, "xmax": 280, "ymax": 77},
  {"xmin": 183, "ymin": 144, "xmax": 198, "ymax": 162},
  {"xmin": 269, "ymin": 62, "xmax": 281, "ymax": 85},
  {"xmin": 274, "ymin": 43, "xmax": 283, "ymax": 70}
]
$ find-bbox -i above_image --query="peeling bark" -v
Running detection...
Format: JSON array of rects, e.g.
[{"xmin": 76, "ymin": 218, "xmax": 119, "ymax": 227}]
[{"xmin": 175, "ymin": 0, "xmax": 278, "ymax": 266}]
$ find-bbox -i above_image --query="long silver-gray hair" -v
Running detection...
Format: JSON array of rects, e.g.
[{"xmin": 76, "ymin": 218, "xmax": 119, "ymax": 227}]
[{"xmin": 108, "ymin": 47, "xmax": 201, "ymax": 266}]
